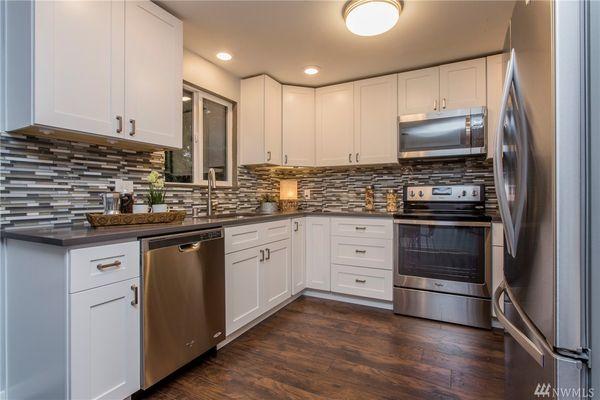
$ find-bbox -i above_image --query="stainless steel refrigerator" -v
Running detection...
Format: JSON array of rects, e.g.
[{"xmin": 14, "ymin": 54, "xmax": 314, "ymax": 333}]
[{"xmin": 492, "ymin": 0, "xmax": 593, "ymax": 398}]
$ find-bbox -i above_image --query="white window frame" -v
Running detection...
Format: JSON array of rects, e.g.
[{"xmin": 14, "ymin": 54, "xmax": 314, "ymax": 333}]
[{"xmin": 170, "ymin": 84, "xmax": 233, "ymax": 187}]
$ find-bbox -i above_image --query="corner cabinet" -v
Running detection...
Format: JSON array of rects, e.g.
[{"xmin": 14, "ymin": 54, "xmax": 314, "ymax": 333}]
[
  {"xmin": 3, "ymin": 0, "xmax": 182, "ymax": 150},
  {"xmin": 240, "ymin": 75, "xmax": 282, "ymax": 165},
  {"xmin": 282, "ymin": 86, "xmax": 316, "ymax": 166}
]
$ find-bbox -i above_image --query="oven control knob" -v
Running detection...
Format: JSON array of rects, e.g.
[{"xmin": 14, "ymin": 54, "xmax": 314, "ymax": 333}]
[
  {"xmin": 418, "ymin": 190, "xmax": 424, "ymax": 198},
  {"xmin": 461, "ymin": 190, "xmax": 467, "ymax": 197},
  {"xmin": 472, "ymin": 190, "xmax": 478, "ymax": 197},
  {"xmin": 409, "ymin": 190, "xmax": 415, "ymax": 198}
]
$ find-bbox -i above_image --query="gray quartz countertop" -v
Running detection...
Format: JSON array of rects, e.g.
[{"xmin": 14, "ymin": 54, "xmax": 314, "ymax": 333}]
[{"xmin": 1, "ymin": 210, "xmax": 395, "ymax": 247}]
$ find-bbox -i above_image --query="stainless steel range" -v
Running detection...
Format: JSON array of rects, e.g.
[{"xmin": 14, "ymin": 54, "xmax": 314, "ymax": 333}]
[{"xmin": 393, "ymin": 184, "xmax": 492, "ymax": 329}]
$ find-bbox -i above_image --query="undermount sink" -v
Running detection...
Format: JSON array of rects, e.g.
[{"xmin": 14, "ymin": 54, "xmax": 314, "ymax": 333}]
[{"xmin": 204, "ymin": 212, "xmax": 260, "ymax": 220}]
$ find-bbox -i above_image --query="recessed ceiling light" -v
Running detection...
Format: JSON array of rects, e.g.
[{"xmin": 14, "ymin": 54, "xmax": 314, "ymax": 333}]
[
  {"xmin": 304, "ymin": 66, "xmax": 320, "ymax": 75},
  {"xmin": 182, "ymin": 96, "xmax": 192, "ymax": 102},
  {"xmin": 343, "ymin": 0, "xmax": 401, "ymax": 37},
  {"xmin": 216, "ymin": 52, "xmax": 232, "ymax": 61}
]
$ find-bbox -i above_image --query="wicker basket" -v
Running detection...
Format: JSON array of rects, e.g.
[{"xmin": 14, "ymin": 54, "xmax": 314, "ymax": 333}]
[{"xmin": 86, "ymin": 210, "xmax": 186, "ymax": 227}]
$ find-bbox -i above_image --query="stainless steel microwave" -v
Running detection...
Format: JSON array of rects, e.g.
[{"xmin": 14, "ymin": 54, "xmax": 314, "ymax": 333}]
[{"xmin": 397, "ymin": 107, "xmax": 487, "ymax": 159}]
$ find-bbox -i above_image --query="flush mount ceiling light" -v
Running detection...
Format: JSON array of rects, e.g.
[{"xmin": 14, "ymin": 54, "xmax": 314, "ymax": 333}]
[
  {"xmin": 343, "ymin": 0, "xmax": 401, "ymax": 37},
  {"xmin": 216, "ymin": 52, "xmax": 232, "ymax": 61},
  {"xmin": 304, "ymin": 66, "xmax": 320, "ymax": 75}
]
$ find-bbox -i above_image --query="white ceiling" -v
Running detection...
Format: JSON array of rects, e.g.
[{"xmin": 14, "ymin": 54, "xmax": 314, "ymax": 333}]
[{"xmin": 160, "ymin": 0, "xmax": 515, "ymax": 87}]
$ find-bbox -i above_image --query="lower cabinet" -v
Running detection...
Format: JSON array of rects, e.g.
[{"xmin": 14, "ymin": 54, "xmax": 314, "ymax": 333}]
[
  {"xmin": 225, "ymin": 238, "xmax": 291, "ymax": 335},
  {"xmin": 291, "ymin": 218, "xmax": 306, "ymax": 295},
  {"xmin": 331, "ymin": 264, "xmax": 393, "ymax": 301},
  {"xmin": 305, "ymin": 217, "xmax": 331, "ymax": 290},
  {"xmin": 70, "ymin": 278, "xmax": 140, "ymax": 400}
]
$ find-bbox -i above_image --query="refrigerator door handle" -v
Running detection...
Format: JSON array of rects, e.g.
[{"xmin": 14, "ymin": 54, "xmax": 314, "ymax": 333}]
[{"xmin": 493, "ymin": 280, "xmax": 546, "ymax": 367}]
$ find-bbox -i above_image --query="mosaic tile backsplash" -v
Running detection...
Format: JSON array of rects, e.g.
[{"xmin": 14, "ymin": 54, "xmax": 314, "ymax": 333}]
[{"xmin": 0, "ymin": 131, "xmax": 497, "ymax": 228}]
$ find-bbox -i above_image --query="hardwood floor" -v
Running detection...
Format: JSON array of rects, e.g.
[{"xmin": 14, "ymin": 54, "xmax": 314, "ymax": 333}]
[{"xmin": 141, "ymin": 296, "xmax": 505, "ymax": 400}]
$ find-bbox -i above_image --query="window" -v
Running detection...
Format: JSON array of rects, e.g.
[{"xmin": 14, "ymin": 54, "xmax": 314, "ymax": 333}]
[{"xmin": 165, "ymin": 86, "xmax": 234, "ymax": 186}]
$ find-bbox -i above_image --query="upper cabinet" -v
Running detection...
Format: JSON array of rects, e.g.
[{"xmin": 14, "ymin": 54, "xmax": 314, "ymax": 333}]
[
  {"xmin": 315, "ymin": 83, "xmax": 355, "ymax": 166},
  {"xmin": 240, "ymin": 75, "xmax": 282, "ymax": 165},
  {"xmin": 398, "ymin": 67, "xmax": 439, "ymax": 115},
  {"xmin": 4, "ymin": 0, "xmax": 183, "ymax": 149},
  {"xmin": 353, "ymin": 74, "xmax": 398, "ymax": 164},
  {"xmin": 397, "ymin": 58, "xmax": 486, "ymax": 115},
  {"xmin": 282, "ymin": 86, "xmax": 315, "ymax": 166},
  {"xmin": 439, "ymin": 58, "xmax": 487, "ymax": 110}
]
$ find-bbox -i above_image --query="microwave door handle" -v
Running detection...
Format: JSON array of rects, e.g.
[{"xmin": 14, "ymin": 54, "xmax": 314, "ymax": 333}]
[
  {"xmin": 465, "ymin": 115, "xmax": 472, "ymax": 146},
  {"xmin": 494, "ymin": 49, "xmax": 518, "ymax": 257}
]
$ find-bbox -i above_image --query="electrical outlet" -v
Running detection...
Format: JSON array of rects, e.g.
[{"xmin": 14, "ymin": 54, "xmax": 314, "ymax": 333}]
[
  {"xmin": 303, "ymin": 189, "xmax": 311, "ymax": 199},
  {"xmin": 113, "ymin": 179, "xmax": 124, "ymax": 192},
  {"xmin": 114, "ymin": 179, "xmax": 133, "ymax": 193}
]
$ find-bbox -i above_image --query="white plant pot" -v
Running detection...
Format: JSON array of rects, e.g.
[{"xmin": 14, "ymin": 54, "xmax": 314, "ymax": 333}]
[
  {"xmin": 151, "ymin": 204, "xmax": 168, "ymax": 213},
  {"xmin": 133, "ymin": 204, "xmax": 149, "ymax": 214}
]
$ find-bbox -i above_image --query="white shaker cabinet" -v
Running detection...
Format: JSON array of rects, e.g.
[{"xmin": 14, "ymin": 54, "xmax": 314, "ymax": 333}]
[
  {"xmin": 240, "ymin": 75, "xmax": 282, "ymax": 165},
  {"xmin": 263, "ymin": 239, "xmax": 292, "ymax": 310},
  {"xmin": 124, "ymin": 1, "xmax": 183, "ymax": 148},
  {"xmin": 353, "ymin": 74, "xmax": 398, "ymax": 165},
  {"xmin": 315, "ymin": 83, "xmax": 354, "ymax": 166},
  {"xmin": 70, "ymin": 278, "xmax": 140, "ymax": 400},
  {"xmin": 282, "ymin": 86, "xmax": 316, "ymax": 166},
  {"xmin": 4, "ymin": 0, "xmax": 182, "ymax": 149},
  {"xmin": 397, "ymin": 67, "xmax": 440, "ymax": 115},
  {"xmin": 486, "ymin": 53, "xmax": 509, "ymax": 159},
  {"xmin": 305, "ymin": 217, "xmax": 331, "ymax": 290},
  {"xmin": 291, "ymin": 218, "xmax": 307, "ymax": 295},
  {"xmin": 439, "ymin": 58, "xmax": 487, "ymax": 110}
]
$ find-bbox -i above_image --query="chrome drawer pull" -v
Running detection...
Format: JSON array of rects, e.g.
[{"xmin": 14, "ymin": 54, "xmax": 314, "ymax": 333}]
[
  {"xmin": 355, "ymin": 226, "xmax": 367, "ymax": 231},
  {"xmin": 116, "ymin": 115, "xmax": 123, "ymax": 133},
  {"xmin": 355, "ymin": 278, "xmax": 366, "ymax": 283},
  {"xmin": 265, "ymin": 248, "xmax": 271, "ymax": 260},
  {"xmin": 131, "ymin": 284, "xmax": 138, "ymax": 306},
  {"xmin": 96, "ymin": 260, "xmax": 122, "ymax": 271},
  {"xmin": 260, "ymin": 249, "xmax": 265, "ymax": 262},
  {"xmin": 355, "ymin": 249, "xmax": 367, "ymax": 254}
]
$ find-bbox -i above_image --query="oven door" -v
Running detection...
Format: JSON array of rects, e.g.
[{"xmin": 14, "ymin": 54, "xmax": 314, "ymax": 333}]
[{"xmin": 394, "ymin": 219, "xmax": 491, "ymax": 297}]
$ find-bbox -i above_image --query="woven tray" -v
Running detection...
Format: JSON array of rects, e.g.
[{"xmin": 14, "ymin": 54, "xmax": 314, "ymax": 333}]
[{"xmin": 86, "ymin": 210, "xmax": 186, "ymax": 227}]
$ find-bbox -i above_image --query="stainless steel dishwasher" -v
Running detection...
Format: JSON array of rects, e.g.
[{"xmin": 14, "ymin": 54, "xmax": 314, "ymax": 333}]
[{"xmin": 141, "ymin": 228, "xmax": 225, "ymax": 389}]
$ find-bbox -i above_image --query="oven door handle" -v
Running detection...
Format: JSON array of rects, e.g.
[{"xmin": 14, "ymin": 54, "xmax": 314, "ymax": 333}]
[{"xmin": 394, "ymin": 219, "xmax": 491, "ymax": 228}]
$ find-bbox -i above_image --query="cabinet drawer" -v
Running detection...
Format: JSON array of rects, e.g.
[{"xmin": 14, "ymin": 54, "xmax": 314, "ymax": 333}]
[
  {"xmin": 331, "ymin": 264, "xmax": 392, "ymax": 301},
  {"xmin": 69, "ymin": 241, "xmax": 140, "ymax": 293},
  {"xmin": 225, "ymin": 219, "xmax": 291, "ymax": 254},
  {"xmin": 331, "ymin": 217, "xmax": 392, "ymax": 239},
  {"xmin": 331, "ymin": 236, "xmax": 392, "ymax": 270}
]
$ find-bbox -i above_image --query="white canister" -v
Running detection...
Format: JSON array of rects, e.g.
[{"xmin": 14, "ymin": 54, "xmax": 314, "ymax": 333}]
[
  {"xmin": 151, "ymin": 204, "xmax": 168, "ymax": 213},
  {"xmin": 133, "ymin": 204, "xmax": 149, "ymax": 214}
]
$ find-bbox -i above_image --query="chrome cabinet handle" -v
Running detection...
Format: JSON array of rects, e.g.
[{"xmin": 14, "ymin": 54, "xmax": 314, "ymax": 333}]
[
  {"xmin": 433, "ymin": 99, "xmax": 438, "ymax": 111},
  {"xmin": 96, "ymin": 260, "xmax": 122, "ymax": 271},
  {"xmin": 267, "ymin": 151, "xmax": 271, "ymax": 161},
  {"xmin": 129, "ymin": 119, "xmax": 136, "ymax": 136},
  {"xmin": 284, "ymin": 154, "xmax": 288, "ymax": 164},
  {"xmin": 294, "ymin": 221, "xmax": 299, "ymax": 232},
  {"xmin": 116, "ymin": 116, "xmax": 123, "ymax": 133},
  {"xmin": 265, "ymin": 248, "xmax": 271, "ymax": 260},
  {"xmin": 355, "ymin": 278, "xmax": 366, "ymax": 283},
  {"xmin": 355, "ymin": 153, "xmax": 359, "ymax": 163},
  {"xmin": 131, "ymin": 284, "xmax": 138, "ymax": 306},
  {"xmin": 260, "ymin": 249, "xmax": 265, "ymax": 262},
  {"xmin": 442, "ymin": 98, "xmax": 447, "ymax": 109},
  {"xmin": 355, "ymin": 249, "xmax": 366, "ymax": 254},
  {"xmin": 348, "ymin": 153, "xmax": 352, "ymax": 163},
  {"xmin": 355, "ymin": 226, "xmax": 367, "ymax": 231}
]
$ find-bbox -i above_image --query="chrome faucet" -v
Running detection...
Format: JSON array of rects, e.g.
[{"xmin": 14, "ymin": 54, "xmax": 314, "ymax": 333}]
[{"xmin": 207, "ymin": 168, "xmax": 216, "ymax": 217}]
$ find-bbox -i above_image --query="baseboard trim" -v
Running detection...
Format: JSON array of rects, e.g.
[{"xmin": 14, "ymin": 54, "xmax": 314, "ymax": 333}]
[
  {"xmin": 303, "ymin": 289, "xmax": 393, "ymax": 310},
  {"xmin": 217, "ymin": 292, "xmax": 303, "ymax": 349}
]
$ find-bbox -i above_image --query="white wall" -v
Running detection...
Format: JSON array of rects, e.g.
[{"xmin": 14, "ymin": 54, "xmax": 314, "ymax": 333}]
[{"xmin": 183, "ymin": 49, "xmax": 240, "ymax": 103}]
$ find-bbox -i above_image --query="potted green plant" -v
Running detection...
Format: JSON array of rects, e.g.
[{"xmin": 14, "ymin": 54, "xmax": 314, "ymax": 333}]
[
  {"xmin": 146, "ymin": 171, "xmax": 167, "ymax": 213},
  {"xmin": 258, "ymin": 193, "xmax": 279, "ymax": 214}
]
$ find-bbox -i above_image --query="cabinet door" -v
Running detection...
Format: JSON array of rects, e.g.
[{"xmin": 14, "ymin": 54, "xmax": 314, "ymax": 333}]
[
  {"xmin": 225, "ymin": 247, "xmax": 263, "ymax": 335},
  {"xmin": 315, "ymin": 83, "xmax": 354, "ymax": 166},
  {"xmin": 240, "ymin": 76, "xmax": 266, "ymax": 165},
  {"xmin": 283, "ymin": 86, "xmax": 315, "ymax": 166},
  {"xmin": 70, "ymin": 278, "xmax": 140, "ymax": 400},
  {"xmin": 34, "ymin": 0, "xmax": 124, "ymax": 137},
  {"xmin": 354, "ymin": 75, "xmax": 398, "ymax": 165},
  {"xmin": 264, "ymin": 76, "xmax": 282, "ymax": 165},
  {"xmin": 439, "ymin": 58, "xmax": 486, "ymax": 110},
  {"xmin": 263, "ymin": 239, "xmax": 291, "ymax": 310},
  {"xmin": 397, "ymin": 67, "xmax": 439, "ymax": 115},
  {"xmin": 291, "ymin": 218, "xmax": 306, "ymax": 295},
  {"xmin": 486, "ymin": 54, "xmax": 509, "ymax": 159},
  {"xmin": 124, "ymin": 1, "xmax": 182, "ymax": 148},
  {"xmin": 305, "ymin": 217, "xmax": 331, "ymax": 290}
]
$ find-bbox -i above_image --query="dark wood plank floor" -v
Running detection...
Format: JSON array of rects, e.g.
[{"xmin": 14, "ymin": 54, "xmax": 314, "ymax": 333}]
[{"xmin": 141, "ymin": 296, "xmax": 505, "ymax": 400}]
